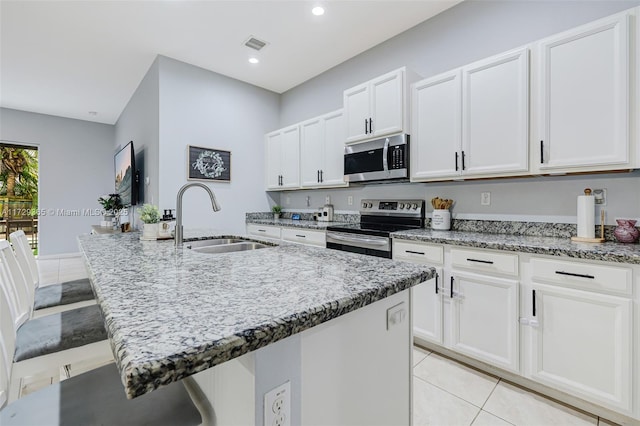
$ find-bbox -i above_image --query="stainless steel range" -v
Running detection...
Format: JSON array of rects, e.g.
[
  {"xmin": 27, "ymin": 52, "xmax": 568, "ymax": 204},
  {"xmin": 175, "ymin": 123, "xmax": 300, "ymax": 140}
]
[{"xmin": 326, "ymin": 199, "xmax": 425, "ymax": 258}]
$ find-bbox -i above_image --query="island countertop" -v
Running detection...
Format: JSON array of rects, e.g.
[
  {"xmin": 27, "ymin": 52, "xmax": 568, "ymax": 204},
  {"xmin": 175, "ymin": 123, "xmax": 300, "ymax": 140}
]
[{"xmin": 78, "ymin": 232, "xmax": 434, "ymax": 399}]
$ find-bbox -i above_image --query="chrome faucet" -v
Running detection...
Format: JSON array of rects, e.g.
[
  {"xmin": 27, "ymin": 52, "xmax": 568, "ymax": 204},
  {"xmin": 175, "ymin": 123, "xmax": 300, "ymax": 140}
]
[{"xmin": 175, "ymin": 182, "xmax": 221, "ymax": 245}]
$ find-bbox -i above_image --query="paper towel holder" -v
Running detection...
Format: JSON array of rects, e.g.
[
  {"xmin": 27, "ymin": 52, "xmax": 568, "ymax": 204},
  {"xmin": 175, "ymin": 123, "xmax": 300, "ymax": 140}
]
[{"xmin": 571, "ymin": 192, "xmax": 605, "ymax": 243}]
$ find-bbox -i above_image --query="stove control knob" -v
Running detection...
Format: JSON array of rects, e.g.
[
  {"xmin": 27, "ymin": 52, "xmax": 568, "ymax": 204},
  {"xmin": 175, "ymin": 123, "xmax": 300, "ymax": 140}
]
[
  {"xmin": 411, "ymin": 203, "xmax": 418, "ymax": 210},
  {"xmin": 399, "ymin": 203, "xmax": 405, "ymax": 209},
  {"xmin": 362, "ymin": 202, "xmax": 368, "ymax": 209}
]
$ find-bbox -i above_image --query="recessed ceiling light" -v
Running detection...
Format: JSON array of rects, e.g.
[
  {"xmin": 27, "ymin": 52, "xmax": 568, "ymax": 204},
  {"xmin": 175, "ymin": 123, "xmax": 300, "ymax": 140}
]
[
  {"xmin": 248, "ymin": 57, "xmax": 259, "ymax": 64},
  {"xmin": 312, "ymin": 6, "xmax": 325, "ymax": 16}
]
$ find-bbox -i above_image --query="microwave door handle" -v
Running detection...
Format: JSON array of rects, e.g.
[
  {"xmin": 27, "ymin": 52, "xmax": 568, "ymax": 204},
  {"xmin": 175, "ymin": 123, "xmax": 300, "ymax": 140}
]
[
  {"xmin": 382, "ymin": 138, "xmax": 390, "ymax": 172},
  {"xmin": 327, "ymin": 233, "xmax": 388, "ymax": 245}
]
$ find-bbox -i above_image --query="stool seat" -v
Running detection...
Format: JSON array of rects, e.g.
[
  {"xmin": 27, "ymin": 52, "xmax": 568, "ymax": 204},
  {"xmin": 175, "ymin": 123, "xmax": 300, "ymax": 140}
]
[
  {"xmin": 14, "ymin": 304, "xmax": 107, "ymax": 362},
  {"xmin": 33, "ymin": 278, "xmax": 94, "ymax": 310},
  {"xmin": 0, "ymin": 363, "xmax": 202, "ymax": 426}
]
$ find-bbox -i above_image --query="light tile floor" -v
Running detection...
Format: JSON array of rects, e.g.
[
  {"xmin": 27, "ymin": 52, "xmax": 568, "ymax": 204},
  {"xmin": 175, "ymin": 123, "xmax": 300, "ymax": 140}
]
[{"xmin": 413, "ymin": 346, "xmax": 620, "ymax": 426}]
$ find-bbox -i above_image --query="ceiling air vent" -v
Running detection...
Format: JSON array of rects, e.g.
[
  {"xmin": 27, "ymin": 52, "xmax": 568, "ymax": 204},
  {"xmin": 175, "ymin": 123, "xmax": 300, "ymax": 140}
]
[{"xmin": 244, "ymin": 36, "xmax": 268, "ymax": 51}]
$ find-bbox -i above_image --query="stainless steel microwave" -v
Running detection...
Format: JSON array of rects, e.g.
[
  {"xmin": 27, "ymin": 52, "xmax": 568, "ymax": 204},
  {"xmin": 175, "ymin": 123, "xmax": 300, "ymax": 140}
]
[{"xmin": 344, "ymin": 134, "xmax": 409, "ymax": 183}]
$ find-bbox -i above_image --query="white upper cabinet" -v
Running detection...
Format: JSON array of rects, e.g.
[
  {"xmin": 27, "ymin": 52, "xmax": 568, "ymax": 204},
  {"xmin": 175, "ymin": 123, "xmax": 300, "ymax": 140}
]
[
  {"xmin": 411, "ymin": 70, "xmax": 462, "ymax": 180},
  {"xmin": 534, "ymin": 12, "xmax": 631, "ymax": 172},
  {"xmin": 300, "ymin": 109, "xmax": 347, "ymax": 188},
  {"xmin": 462, "ymin": 48, "xmax": 529, "ymax": 176},
  {"xmin": 344, "ymin": 67, "xmax": 415, "ymax": 144},
  {"xmin": 265, "ymin": 125, "xmax": 300, "ymax": 190},
  {"xmin": 411, "ymin": 48, "xmax": 529, "ymax": 181}
]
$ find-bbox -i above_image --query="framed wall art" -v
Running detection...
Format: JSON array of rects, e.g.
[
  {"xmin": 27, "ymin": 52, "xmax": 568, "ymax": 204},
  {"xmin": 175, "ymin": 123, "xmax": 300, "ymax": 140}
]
[{"xmin": 187, "ymin": 145, "xmax": 231, "ymax": 182}]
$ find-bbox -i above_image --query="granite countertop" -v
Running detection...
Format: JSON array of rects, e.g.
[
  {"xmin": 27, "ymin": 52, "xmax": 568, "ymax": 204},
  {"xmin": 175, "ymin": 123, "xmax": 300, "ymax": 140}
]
[
  {"xmin": 246, "ymin": 218, "xmax": 345, "ymax": 229},
  {"xmin": 78, "ymin": 232, "xmax": 434, "ymax": 399},
  {"xmin": 391, "ymin": 228, "xmax": 640, "ymax": 265}
]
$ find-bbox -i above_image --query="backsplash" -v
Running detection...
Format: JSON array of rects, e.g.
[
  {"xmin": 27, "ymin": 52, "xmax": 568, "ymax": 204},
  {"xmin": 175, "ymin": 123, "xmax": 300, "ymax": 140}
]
[{"xmin": 246, "ymin": 212, "xmax": 359, "ymax": 223}]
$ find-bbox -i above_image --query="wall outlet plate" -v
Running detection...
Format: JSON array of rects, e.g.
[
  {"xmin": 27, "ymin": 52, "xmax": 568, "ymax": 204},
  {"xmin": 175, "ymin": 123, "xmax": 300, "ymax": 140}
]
[
  {"xmin": 386, "ymin": 302, "xmax": 406, "ymax": 330},
  {"xmin": 481, "ymin": 192, "xmax": 491, "ymax": 206},
  {"xmin": 264, "ymin": 381, "xmax": 290, "ymax": 426}
]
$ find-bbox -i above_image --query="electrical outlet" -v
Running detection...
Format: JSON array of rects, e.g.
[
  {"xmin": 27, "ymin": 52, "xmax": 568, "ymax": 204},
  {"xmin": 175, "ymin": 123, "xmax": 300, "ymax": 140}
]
[
  {"xmin": 347, "ymin": 195, "xmax": 353, "ymax": 206},
  {"xmin": 386, "ymin": 302, "xmax": 406, "ymax": 330},
  {"xmin": 325, "ymin": 195, "xmax": 331, "ymax": 204},
  {"xmin": 481, "ymin": 192, "xmax": 491, "ymax": 206},
  {"xmin": 264, "ymin": 382, "xmax": 290, "ymax": 426},
  {"xmin": 593, "ymin": 188, "xmax": 607, "ymax": 206}
]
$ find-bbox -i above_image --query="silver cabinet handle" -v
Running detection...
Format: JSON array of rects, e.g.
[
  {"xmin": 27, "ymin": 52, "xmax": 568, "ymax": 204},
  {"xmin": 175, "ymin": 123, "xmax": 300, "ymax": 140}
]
[{"xmin": 326, "ymin": 232, "xmax": 388, "ymax": 245}]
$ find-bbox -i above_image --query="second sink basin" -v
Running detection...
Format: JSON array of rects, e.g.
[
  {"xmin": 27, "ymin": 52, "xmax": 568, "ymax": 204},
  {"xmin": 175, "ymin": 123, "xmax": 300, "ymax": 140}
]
[{"xmin": 191, "ymin": 241, "xmax": 270, "ymax": 254}]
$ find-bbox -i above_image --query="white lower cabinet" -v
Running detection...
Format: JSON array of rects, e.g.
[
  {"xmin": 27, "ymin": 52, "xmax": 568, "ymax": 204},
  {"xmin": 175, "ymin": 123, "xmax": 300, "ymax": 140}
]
[
  {"xmin": 392, "ymin": 240, "xmax": 444, "ymax": 346},
  {"xmin": 525, "ymin": 257, "xmax": 634, "ymax": 414},
  {"xmin": 450, "ymin": 271, "xmax": 519, "ymax": 372},
  {"xmin": 398, "ymin": 240, "xmax": 639, "ymax": 421},
  {"xmin": 246, "ymin": 224, "xmax": 326, "ymax": 247}
]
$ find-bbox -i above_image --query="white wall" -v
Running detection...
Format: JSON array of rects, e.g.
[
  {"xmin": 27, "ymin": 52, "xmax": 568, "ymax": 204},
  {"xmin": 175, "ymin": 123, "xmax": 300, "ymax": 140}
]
[
  {"xmin": 157, "ymin": 56, "xmax": 280, "ymax": 234},
  {"xmin": 114, "ymin": 57, "xmax": 160, "ymax": 217},
  {"xmin": 0, "ymin": 107, "xmax": 114, "ymax": 255},
  {"xmin": 276, "ymin": 0, "xmax": 640, "ymax": 223}
]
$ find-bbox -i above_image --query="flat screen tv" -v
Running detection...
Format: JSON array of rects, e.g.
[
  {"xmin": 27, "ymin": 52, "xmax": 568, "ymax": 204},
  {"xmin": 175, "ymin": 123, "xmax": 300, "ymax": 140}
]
[{"xmin": 114, "ymin": 141, "xmax": 137, "ymax": 206}]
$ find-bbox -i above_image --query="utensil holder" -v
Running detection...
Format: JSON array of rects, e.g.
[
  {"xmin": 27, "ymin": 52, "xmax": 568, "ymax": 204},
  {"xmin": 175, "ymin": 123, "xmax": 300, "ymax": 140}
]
[{"xmin": 432, "ymin": 209, "xmax": 451, "ymax": 230}]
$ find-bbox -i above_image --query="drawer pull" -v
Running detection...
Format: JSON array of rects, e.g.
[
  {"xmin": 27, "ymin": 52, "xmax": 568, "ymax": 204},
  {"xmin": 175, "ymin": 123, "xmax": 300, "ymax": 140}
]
[
  {"xmin": 295, "ymin": 234, "xmax": 306, "ymax": 238},
  {"xmin": 555, "ymin": 271, "xmax": 595, "ymax": 279},
  {"xmin": 257, "ymin": 229, "xmax": 266, "ymax": 232},
  {"xmin": 406, "ymin": 250, "xmax": 425, "ymax": 255},
  {"xmin": 435, "ymin": 273, "xmax": 439, "ymax": 294},
  {"xmin": 466, "ymin": 258, "xmax": 494, "ymax": 265}
]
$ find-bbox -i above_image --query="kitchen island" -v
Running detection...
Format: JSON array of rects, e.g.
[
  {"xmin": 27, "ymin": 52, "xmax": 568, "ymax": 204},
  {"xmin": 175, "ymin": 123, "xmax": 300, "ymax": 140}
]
[{"xmin": 78, "ymin": 231, "xmax": 434, "ymax": 425}]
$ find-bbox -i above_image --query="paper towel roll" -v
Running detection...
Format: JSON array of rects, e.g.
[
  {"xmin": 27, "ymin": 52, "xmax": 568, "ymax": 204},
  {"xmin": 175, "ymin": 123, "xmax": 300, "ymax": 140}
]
[{"xmin": 577, "ymin": 195, "xmax": 595, "ymax": 238}]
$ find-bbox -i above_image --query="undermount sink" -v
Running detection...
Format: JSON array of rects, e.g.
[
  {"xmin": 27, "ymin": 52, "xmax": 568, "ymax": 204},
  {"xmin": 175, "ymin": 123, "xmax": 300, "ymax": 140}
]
[
  {"xmin": 191, "ymin": 242, "xmax": 270, "ymax": 254},
  {"xmin": 186, "ymin": 238, "xmax": 273, "ymax": 254},
  {"xmin": 185, "ymin": 238, "xmax": 246, "ymax": 249}
]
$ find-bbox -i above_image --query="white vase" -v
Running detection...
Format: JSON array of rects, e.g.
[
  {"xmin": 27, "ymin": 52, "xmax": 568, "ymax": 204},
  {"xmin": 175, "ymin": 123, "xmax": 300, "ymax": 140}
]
[{"xmin": 141, "ymin": 223, "xmax": 159, "ymax": 240}]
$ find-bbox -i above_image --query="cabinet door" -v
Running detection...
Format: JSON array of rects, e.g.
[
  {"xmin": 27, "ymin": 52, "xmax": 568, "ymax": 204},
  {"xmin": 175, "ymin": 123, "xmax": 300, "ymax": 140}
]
[
  {"xmin": 344, "ymin": 83, "xmax": 370, "ymax": 143},
  {"xmin": 265, "ymin": 132, "xmax": 282, "ymax": 190},
  {"xmin": 411, "ymin": 70, "xmax": 461, "ymax": 180},
  {"xmin": 462, "ymin": 48, "xmax": 529, "ymax": 176},
  {"xmin": 451, "ymin": 272, "xmax": 519, "ymax": 372},
  {"xmin": 300, "ymin": 118, "xmax": 324, "ymax": 187},
  {"xmin": 280, "ymin": 126, "xmax": 300, "ymax": 188},
  {"xmin": 537, "ymin": 13, "xmax": 629, "ymax": 170},
  {"xmin": 529, "ymin": 284, "xmax": 632, "ymax": 412},
  {"xmin": 412, "ymin": 268, "xmax": 443, "ymax": 345},
  {"xmin": 321, "ymin": 110, "xmax": 347, "ymax": 187},
  {"xmin": 371, "ymin": 69, "xmax": 404, "ymax": 138}
]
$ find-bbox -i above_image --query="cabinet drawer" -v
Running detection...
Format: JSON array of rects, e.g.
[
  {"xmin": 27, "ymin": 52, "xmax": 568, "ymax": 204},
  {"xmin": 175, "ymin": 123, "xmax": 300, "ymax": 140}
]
[
  {"xmin": 393, "ymin": 240, "xmax": 443, "ymax": 265},
  {"xmin": 246, "ymin": 224, "xmax": 281, "ymax": 239},
  {"xmin": 451, "ymin": 248, "xmax": 518, "ymax": 276},
  {"xmin": 281, "ymin": 228, "xmax": 326, "ymax": 247},
  {"xmin": 530, "ymin": 257, "xmax": 632, "ymax": 296}
]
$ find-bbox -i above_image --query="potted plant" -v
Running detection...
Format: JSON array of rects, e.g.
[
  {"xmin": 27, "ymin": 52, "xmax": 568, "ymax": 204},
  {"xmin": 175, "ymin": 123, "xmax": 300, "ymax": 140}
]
[
  {"xmin": 272, "ymin": 205, "xmax": 282, "ymax": 220},
  {"xmin": 98, "ymin": 194, "xmax": 123, "ymax": 227},
  {"xmin": 139, "ymin": 204, "xmax": 160, "ymax": 240}
]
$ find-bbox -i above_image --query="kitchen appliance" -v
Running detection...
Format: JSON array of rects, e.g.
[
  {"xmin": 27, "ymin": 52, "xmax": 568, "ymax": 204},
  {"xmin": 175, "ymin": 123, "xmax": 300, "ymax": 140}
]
[
  {"xmin": 317, "ymin": 204, "xmax": 334, "ymax": 222},
  {"xmin": 326, "ymin": 198, "xmax": 425, "ymax": 258},
  {"xmin": 344, "ymin": 134, "xmax": 409, "ymax": 183}
]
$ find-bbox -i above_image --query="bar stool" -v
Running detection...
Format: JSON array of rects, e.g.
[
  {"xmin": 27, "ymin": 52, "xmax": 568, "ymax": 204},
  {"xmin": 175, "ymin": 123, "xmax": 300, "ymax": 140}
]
[
  {"xmin": 0, "ymin": 242, "xmax": 111, "ymax": 402},
  {"xmin": 11, "ymin": 231, "xmax": 96, "ymax": 317},
  {"xmin": 0, "ymin": 286, "xmax": 208, "ymax": 425}
]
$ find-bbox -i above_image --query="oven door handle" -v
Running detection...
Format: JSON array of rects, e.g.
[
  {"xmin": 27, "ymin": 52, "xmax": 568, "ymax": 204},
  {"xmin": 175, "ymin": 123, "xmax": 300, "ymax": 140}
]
[
  {"xmin": 326, "ymin": 232, "xmax": 388, "ymax": 245},
  {"xmin": 382, "ymin": 138, "xmax": 390, "ymax": 172}
]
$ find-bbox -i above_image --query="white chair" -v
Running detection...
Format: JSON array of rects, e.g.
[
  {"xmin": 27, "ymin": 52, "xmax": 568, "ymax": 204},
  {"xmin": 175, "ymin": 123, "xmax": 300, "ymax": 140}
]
[
  {"xmin": 0, "ymin": 244, "xmax": 112, "ymax": 402},
  {"xmin": 0, "ymin": 286, "xmax": 210, "ymax": 426},
  {"xmin": 10, "ymin": 230, "xmax": 95, "ymax": 317}
]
